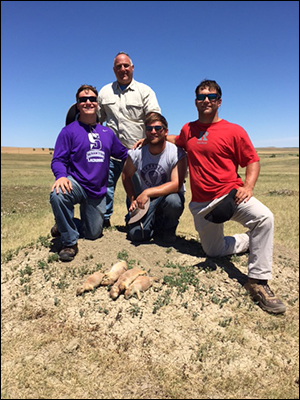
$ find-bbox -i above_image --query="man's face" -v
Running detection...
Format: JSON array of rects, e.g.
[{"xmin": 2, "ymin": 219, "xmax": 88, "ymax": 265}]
[
  {"xmin": 145, "ymin": 122, "xmax": 168, "ymax": 146},
  {"xmin": 113, "ymin": 54, "xmax": 134, "ymax": 86},
  {"xmin": 77, "ymin": 89, "xmax": 98, "ymax": 116},
  {"xmin": 195, "ymin": 87, "xmax": 222, "ymax": 116}
]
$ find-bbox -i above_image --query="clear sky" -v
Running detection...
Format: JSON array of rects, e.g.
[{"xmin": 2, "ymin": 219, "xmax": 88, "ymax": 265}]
[{"xmin": 1, "ymin": 1, "xmax": 299, "ymax": 149}]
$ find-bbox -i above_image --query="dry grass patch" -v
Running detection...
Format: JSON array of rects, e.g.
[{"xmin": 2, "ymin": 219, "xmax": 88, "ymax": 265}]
[{"xmin": 1, "ymin": 149, "xmax": 299, "ymax": 399}]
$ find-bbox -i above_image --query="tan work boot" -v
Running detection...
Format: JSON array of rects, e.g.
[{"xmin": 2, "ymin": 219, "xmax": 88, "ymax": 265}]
[
  {"xmin": 244, "ymin": 278, "xmax": 286, "ymax": 314},
  {"xmin": 59, "ymin": 243, "xmax": 78, "ymax": 262}
]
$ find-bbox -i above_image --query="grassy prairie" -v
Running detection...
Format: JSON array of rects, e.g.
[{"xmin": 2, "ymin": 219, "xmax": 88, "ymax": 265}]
[
  {"xmin": 1, "ymin": 149, "xmax": 299, "ymax": 257},
  {"xmin": 1, "ymin": 148, "xmax": 299, "ymax": 399}
]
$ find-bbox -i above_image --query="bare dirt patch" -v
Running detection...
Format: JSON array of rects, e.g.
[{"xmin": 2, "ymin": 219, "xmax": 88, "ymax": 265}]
[{"xmin": 1, "ymin": 227, "xmax": 299, "ymax": 399}]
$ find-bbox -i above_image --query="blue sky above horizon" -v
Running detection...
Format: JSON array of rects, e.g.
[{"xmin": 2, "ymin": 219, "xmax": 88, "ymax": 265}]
[{"xmin": 1, "ymin": 1, "xmax": 299, "ymax": 148}]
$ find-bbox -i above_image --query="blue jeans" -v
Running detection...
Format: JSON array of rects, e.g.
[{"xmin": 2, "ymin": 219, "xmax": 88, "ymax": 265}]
[
  {"xmin": 49, "ymin": 176, "xmax": 106, "ymax": 246},
  {"xmin": 105, "ymin": 157, "xmax": 141, "ymax": 221},
  {"xmin": 127, "ymin": 192, "xmax": 185, "ymax": 242}
]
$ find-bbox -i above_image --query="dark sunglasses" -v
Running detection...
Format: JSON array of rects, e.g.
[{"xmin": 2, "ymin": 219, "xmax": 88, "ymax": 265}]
[
  {"xmin": 145, "ymin": 126, "xmax": 164, "ymax": 132},
  {"xmin": 196, "ymin": 93, "xmax": 219, "ymax": 101},
  {"xmin": 77, "ymin": 96, "xmax": 98, "ymax": 103}
]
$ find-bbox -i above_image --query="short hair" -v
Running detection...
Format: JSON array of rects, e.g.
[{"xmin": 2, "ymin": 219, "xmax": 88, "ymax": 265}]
[
  {"xmin": 76, "ymin": 84, "xmax": 98, "ymax": 101},
  {"xmin": 195, "ymin": 79, "xmax": 222, "ymax": 98},
  {"xmin": 113, "ymin": 51, "xmax": 133, "ymax": 66},
  {"xmin": 145, "ymin": 112, "xmax": 168, "ymax": 129}
]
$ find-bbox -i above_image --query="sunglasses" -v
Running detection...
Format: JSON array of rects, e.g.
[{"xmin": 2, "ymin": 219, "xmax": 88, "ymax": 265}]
[
  {"xmin": 145, "ymin": 126, "xmax": 164, "ymax": 132},
  {"xmin": 196, "ymin": 93, "xmax": 219, "ymax": 101},
  {"xmin": 77, "ymin": 96, "xmax": 98, "ymax": 103}
]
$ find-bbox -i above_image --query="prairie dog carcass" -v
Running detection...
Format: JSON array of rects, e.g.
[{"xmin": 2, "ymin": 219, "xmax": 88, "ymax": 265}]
[
  {"xmin": 76, "ymin": 271, "xmax": 104, "ymax": 296},
  {"xmin": 109, "ymin": 274, "xmax": 124, "ymax": 300},
  {"xmin": 124, "ymin": 276, "xmax": 158, "ymax": 300},
  {"xmin": 110, "ymin": 268, "xmax": 147, "ymax": 300},
  {"xmin": 101, "ymin": 261, "xmax": 128, "ymax": 286},
  {"xmin": 118, "ymin": 268, "xmax": 147, "ymax": 292}
]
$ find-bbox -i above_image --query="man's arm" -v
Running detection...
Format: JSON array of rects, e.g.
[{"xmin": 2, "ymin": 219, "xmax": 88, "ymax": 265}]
[
  {"xmin": 235, "ymin": 161, "xmax": 260, "ymax": 204},
  {"xmin": 166, "ymin": 135, "xmax": 177, "ymax": 145},
  {"xmin": 121, "ymin": 157, "xmax": 137, "ymax": 207},
  {"xmin": 134, "ymin": 157, "xmax": 187, "ymax": 208}
]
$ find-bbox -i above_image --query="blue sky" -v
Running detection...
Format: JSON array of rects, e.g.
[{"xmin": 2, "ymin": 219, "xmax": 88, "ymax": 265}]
[{"xmin": 1, "ymin": 1, "xmax": 299, "ymax": 148}]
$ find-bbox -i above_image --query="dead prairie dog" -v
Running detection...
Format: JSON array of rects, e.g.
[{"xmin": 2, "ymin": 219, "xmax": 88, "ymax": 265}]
[
  {"xmin": 110, "ymin": 268, "xmax": 147, "ymax": 299},
  {"xmin": 109, "ymin": 282, "xmax": 122, "ymax": 300},
  {"xmin": 76, "ymin": 271, "xmax": 104, "ymax": 296},
  {"xmin": 118, "ymin": 268, "xmax": 147, "ymax": 292},
  {"xmin": 109, "ymin": 270, "xmax": 128, "ymax": 300},
  {"xmin": 124, "ymin": 276, "xmax": 158, "ymax": 300},
  {"xmin": 101, "ymin": 261, "xmax": 128, "ymax": 286}
]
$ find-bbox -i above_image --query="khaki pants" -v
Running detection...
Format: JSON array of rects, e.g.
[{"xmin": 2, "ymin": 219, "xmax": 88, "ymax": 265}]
[{"xmin": 189, "ymin": 196, "xmax": 274, "ymax": 280}]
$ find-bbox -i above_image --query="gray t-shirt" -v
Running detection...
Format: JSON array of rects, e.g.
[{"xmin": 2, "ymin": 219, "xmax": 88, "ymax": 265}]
[{"xmin": 128, "ymin": 141, "xmax": 186, "ymax": 192}]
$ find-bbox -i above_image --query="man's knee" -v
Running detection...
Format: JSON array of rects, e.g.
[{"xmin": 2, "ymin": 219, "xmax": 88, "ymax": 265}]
[
  {"xmin": 50, "ymin": 190, "xmax": 63, "ymax": 207},
  {"xmin": 163, "ymin": 194, "xmax": 184, "ymax": 216},
  {"xmin": 128, "ymin": 226, "xmax": 151, "ymax": 242},
  {"xmin": 201, "ymin": 240, "xmax": 225, "ymax": 258},
  {"xmin": 85, "ymin": 227, "xmax": 102, "ymax": 240}
]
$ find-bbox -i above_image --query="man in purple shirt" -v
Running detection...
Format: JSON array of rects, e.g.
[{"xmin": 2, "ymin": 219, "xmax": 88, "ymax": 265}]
[{"xmin": 50, "ymin": 84, "xmax": 128, "ymax": 261}]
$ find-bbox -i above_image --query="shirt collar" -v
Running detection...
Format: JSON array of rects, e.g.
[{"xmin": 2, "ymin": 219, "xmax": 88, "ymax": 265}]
[{"xmin": 114, "ymin": 78, "xmax": 136, "ymax": 92}]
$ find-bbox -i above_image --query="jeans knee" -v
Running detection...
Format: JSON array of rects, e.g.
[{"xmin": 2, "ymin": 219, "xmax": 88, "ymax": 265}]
[
  {"xmin": 50, "ymin": 191, "xmax": 63, "ymax": 208},
  {"xmin": 128, "ymin": 227, "xmax": 151, "ymax": 242},
  {"xmin": 85, "ymin": 230, "xmax": 102, "ymax": 240},
  {"xmin": 163, "ymin": 196, "xmax": 184, "ymax": 217}
]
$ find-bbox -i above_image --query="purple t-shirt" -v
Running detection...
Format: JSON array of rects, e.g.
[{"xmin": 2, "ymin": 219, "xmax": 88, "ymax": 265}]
[{"xmin": 51, "ymin": 121, "xmax": 128, "ymax": 198}]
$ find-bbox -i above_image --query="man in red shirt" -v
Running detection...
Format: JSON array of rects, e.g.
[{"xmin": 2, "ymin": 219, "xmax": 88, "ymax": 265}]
[{"xmin": 168, "ymin": 79, "xmax": 286, "ymax": 314}]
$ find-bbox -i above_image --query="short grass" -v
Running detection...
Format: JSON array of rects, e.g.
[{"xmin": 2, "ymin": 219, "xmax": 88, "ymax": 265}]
[
  {"xmin": 1, "ymin": 147, "xmax": 299, "ymax": 399},
  {"xmin": 1, "ymin": 149, "xmax": 299, "ymax": 258}
]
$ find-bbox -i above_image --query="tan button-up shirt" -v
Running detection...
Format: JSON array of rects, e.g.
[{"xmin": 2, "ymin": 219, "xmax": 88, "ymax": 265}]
[{"xmin": 98, "ymin": 79, "xmax": 161, "ymax": 149}]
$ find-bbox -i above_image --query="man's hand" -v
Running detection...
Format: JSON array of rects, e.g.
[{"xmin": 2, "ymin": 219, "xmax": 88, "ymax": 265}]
[
  {"xmin": 235, "ymin": 186, "xmax": 253, "ymax": 204},
  {"xmin": 129, "ymin": 192, "xmax": 150, "ymax": 211},
  {"xmin": 51, "ymin": 177, "xmax": 73, "ymax": 194},
  {"xmin": 132, "ymin": 138, "xmax": 147, "ymax": 149}
]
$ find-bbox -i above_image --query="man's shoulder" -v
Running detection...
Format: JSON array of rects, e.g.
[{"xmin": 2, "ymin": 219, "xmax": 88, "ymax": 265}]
[
  {"xmin": 131, "ymin": 79, "xmax": 154, "ymax": 91},
  {"xmin": 98, "ymin": 82, "xmax": 116, "ymax": 95},
  {"xmin": 166, "ymin": 141, "xmax": 186, "ymax": 155}
]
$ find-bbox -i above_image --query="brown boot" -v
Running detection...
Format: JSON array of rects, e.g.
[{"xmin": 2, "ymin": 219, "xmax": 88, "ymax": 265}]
[
  {"xmin": 244, "ymin": 278, "xmax": 286, "ymax": 314},
  {"xmin": 59, "ymin": 243, "xmax": 78, "ymax": 261}
]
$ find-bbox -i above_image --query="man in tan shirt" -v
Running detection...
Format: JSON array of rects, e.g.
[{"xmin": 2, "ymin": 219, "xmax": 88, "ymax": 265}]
[{"xmin": 98, "ymin": 52, "xmax": 161, "ymax": 227}]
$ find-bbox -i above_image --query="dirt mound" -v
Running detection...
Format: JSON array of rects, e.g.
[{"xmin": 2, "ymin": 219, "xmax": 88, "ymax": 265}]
[{"xmin": 1, "ymin": 227, "xmax": 299, "ymax": 399}]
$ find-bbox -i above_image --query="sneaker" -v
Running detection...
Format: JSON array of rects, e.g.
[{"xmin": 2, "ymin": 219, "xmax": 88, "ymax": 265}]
[
  {"xmin": 59, "ymin": 244, "xmax": 78, "ymax": 262},
  {"xmin": 244, "ymin": 278, "xmax": 286, "ymax": 314},
  {"xmin": 103, "ymin": 219, "xmax": 111, "ymax": 228},
  {"xmin": 50, "ymin": 223, "xmax": 60, "ymax": 238}
]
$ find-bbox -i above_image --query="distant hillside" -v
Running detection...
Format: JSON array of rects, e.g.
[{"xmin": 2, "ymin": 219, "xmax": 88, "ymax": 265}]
[
  {"xmin": 1, "ymin": 146, "xmax": 298, "ymax": 155},
  {"xmin": 1, "ymin": 147, "xmax": 54, "ymax": 155}
]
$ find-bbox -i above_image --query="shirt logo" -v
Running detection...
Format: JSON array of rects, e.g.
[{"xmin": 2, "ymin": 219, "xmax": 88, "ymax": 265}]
[
  {"xmin": 197, "ymin": 130, "xmax": 209, "ymax": 144},
  {"xmin": 86, "ymin": 132, "xmax": 105, "ymax": 162},
  {"xmin": 141, "ymin": 164, "xmax": 167, "ymax": 187}
]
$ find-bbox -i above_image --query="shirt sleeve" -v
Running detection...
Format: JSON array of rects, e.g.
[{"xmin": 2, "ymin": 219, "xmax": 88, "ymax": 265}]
[
  {"xmin": 110, "ymin": 134, "xmax": 128, "ymax": 162},
  {"xmin": 51, "ymin": 127, "xmax": 71, "ymax": 179},
  {"xmin": 234, "ymin": 125, "xmax": 260, "ymax": 168},
  {"xmin": 141, "ymin": 85, "xmax": 161, "ymax": 115}
]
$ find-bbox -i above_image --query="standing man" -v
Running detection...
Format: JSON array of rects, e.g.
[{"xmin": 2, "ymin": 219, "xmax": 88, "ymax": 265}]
[
  {"xmin": 122, "ymin": 112, "xmax": 187, "ymax": 243},
  {"xmin": 167, "ymin": 79, "xmax": 286, "ymax": 314},
  {"xmin": 50, "ymin": 84, "xmax": 128, "ymax": 261},
  {"xmin": 98, "ymin": 52, "xmax": 161, "ymax": 227}
]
